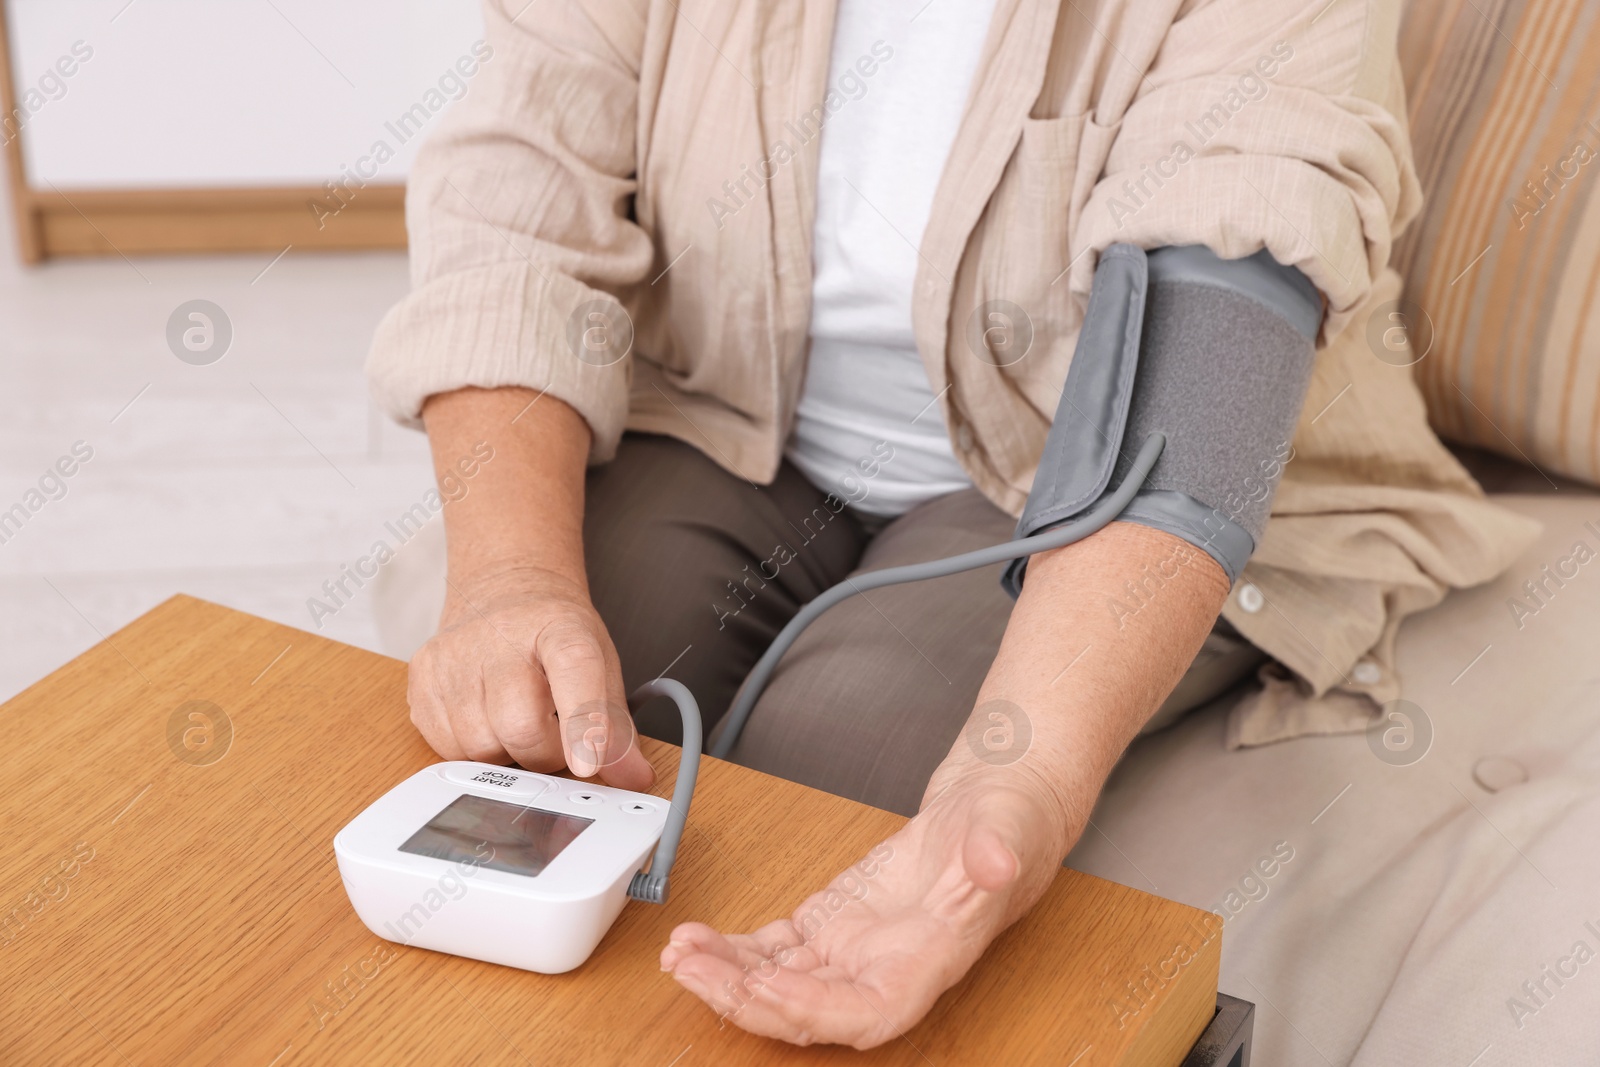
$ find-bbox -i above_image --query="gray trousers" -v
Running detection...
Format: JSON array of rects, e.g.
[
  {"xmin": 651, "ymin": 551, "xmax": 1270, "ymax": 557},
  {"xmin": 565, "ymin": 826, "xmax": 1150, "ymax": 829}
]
[{"xmin": 584, "ymin": 433, "xmax": 1265, "ymax": 817}]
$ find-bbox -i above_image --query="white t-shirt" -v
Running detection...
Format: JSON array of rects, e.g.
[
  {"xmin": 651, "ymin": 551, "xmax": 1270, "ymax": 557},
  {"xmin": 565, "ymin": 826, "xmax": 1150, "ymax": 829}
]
[{"xmin": 784, "ymin": 0, "xmax": 996, "ymax": 518}]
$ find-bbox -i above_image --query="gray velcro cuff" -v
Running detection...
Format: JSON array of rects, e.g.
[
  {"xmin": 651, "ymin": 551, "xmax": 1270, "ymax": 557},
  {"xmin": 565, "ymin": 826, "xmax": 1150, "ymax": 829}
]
[
  {"xmin": 1016, "ymin": 245, "xmax": 1148, "ymax": 527},
  {"xmin": 1004, "ymin": 243, "xmax": 1319, "ymax": 598},
  {"xmin": 1001, "ymin": 244, "xmax": 1148, "ymax": 596},
  {"xmin": 1145, "ymin": 245, "xmax": 1322, "ymax": 342}
]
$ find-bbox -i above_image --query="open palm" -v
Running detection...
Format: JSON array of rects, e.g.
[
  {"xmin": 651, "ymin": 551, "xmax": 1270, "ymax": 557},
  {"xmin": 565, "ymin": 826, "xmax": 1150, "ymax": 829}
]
[{"xmin": 661, "ymin": 778, "xmax": 1069, "ymax": 1048}]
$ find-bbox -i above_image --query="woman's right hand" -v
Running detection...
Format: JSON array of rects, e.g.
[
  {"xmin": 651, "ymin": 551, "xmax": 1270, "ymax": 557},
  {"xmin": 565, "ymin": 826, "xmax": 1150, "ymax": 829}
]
[{"xmin": 406, "ymin": 563, "xmax": 656, "ymax": 792}]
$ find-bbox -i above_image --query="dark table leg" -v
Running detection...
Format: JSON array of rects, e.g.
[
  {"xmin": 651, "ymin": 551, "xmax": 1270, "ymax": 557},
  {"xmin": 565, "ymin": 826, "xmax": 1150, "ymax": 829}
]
[{"xmin": 1181, "ymin": 992, "xmax": 1254, "ymax": 1067}]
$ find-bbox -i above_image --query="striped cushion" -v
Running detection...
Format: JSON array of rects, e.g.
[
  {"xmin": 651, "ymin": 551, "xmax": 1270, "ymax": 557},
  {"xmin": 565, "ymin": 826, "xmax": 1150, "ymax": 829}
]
[{"xmin": 1396, "ymin": 0, "xmax": 1600, "ymax": 485}]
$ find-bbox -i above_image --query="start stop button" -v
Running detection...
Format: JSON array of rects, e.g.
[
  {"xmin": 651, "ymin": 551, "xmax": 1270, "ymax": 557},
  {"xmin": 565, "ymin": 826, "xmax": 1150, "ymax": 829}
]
[{"xmin": 439, "ymin": 765, "xmax": 553, "ymax": 798}]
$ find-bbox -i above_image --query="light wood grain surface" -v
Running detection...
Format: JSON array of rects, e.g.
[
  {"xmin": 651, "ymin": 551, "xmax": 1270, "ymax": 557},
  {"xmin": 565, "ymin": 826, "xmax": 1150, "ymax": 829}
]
[{"xmin": 0, "ymin": 596, "xmax": 1219, "ymax": 1066}]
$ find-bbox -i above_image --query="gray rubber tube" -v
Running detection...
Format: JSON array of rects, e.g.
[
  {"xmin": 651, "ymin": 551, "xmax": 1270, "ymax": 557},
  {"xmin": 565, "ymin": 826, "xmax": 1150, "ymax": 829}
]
[
  {"xmin": 624, "ymin": 677, "xmax": 701, "ymax": 904},
  {"xmin": 709, "ymin": 432, "xmax": 1168, "ymax": 760}
]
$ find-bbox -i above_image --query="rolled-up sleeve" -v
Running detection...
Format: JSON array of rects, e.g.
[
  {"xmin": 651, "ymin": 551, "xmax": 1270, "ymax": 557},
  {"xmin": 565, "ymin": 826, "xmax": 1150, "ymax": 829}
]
[
  {"xmin": 1067, "ymin": 0, "xmax": 1545, "ymax": 747},
  {"xmin": 1075, "ymin": 0, "xmax": 1423, "ymax": 343},
  {"xmin": 366, "ymin": 0, "xmax": 655, "ymax": 462}
]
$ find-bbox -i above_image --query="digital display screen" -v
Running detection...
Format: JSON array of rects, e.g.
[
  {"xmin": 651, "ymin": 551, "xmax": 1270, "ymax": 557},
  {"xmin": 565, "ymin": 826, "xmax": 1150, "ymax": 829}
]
[{"xmin": 399, "ymin": 794, "xmax": 593, "ymax": 878}]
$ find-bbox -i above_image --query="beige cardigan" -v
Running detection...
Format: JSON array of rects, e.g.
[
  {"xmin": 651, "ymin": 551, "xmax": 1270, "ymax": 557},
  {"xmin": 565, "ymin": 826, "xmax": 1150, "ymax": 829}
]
[{"xmin": 368, "ymin": 0, "xmax": 1541, "ymax": 745}]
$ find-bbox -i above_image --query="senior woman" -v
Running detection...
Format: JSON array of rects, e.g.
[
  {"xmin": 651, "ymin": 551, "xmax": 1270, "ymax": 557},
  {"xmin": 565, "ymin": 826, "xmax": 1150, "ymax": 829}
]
[{"xmin": 368, "ymin": 0, "xmax": 1453, "ymax": 1048}]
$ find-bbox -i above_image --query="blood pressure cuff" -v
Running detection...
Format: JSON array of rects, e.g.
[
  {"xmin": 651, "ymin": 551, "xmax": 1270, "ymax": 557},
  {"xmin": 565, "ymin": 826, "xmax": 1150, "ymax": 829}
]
[{"xmin": 1001, "ymin": 243, "xmax": 1321, "ymax": 596}]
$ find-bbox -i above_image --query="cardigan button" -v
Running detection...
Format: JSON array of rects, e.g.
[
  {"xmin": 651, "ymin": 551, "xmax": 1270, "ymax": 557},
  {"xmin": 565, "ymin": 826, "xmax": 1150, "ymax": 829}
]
[
  {"xmin": 1352, "ymin": 659, "xmax": 1382, "ymax": 685},
  {"xmin": 1236, "ymin": 582, "xmax": 1264, "ymax": 613},
  {"xmin": 1472, "ymin": 756, "xmax": 1529, "ymax": 793}
]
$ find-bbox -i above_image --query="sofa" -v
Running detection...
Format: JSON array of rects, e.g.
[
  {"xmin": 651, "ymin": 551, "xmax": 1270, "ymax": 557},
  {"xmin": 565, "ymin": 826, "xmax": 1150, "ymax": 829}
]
[{"xmin": 1073, "ymin": 2, "xmax": 1600, "ymax": 1062}]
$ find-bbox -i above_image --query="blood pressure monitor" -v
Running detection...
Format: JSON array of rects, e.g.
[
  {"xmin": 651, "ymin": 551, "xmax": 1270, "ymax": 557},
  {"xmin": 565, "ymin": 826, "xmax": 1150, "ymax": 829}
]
[
  {"xmin": 335, "ymin": 680, "xmax": 702, "ymax": 974},
  {"xmin": 335, "ymin": 762, "xmax": 673, "ymax": 974}
]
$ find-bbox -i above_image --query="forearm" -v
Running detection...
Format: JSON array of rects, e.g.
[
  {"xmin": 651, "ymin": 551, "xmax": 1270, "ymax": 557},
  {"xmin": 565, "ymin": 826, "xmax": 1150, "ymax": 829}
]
[
  {"xmin": 954, "ymin": 245, "xmax": 1316, "ymax": 859},
  {"xmin": 926, "ymin": 521, "xmax": 1231, "ymax": 852},
  {"xmin": 420, "ymin": 387, "xmax": 592, "ymax": 594}
]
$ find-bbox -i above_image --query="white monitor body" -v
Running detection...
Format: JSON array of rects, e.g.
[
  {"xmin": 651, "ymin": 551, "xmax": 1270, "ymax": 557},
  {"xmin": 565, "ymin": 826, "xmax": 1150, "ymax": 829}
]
[{"xmin": 334, "ymin": 762, "xmax": 668, "ymax": 974}]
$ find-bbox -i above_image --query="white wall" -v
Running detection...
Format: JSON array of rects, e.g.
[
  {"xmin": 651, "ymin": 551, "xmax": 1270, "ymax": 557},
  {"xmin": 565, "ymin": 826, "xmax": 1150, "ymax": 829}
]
[{"xmin": 5, "ymin": 0, "xmax": 485, "ymax": 188}]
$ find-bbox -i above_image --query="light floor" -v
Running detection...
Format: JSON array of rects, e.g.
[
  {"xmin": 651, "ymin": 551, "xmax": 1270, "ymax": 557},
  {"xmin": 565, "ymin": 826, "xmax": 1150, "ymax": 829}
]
[{"xmin": 0, "ymin": 204, "xmax": 436, "ymax": 704}]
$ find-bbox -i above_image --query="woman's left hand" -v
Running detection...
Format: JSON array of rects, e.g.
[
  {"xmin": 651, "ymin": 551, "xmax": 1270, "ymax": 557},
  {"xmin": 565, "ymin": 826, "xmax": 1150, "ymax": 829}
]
[
  {"xmin": 662, "ymin": 524, "xmax": 1228, "ymax": 1047},
  {"xmin": 659, "ymin": 769, "xmax": 1077, "ymax": 1049}
]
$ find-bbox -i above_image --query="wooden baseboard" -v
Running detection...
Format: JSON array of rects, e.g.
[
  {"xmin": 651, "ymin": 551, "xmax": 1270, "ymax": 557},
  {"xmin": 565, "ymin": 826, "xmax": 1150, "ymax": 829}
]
[
  {"xmin": 0, "ymin": 6, "xmax": 407, "ymax": 263},
  {"xmin": 15, "ymin": 184, "xmax": 407, "ymax": 262}
]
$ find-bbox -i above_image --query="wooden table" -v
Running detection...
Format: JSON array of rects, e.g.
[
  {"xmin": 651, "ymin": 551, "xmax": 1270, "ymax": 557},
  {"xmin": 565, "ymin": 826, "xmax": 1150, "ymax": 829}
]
[{"xmin": 1, "ymin": 596, "xmax": 1220, "ymax": 1066}]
